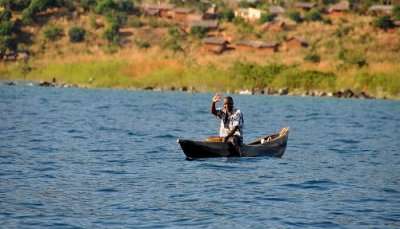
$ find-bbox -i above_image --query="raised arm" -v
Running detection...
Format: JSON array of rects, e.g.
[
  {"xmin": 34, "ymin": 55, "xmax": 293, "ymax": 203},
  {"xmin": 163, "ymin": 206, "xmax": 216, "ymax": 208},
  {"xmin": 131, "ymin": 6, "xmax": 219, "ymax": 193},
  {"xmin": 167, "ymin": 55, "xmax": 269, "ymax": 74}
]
[{"xmin": 211, "ymin": 94, "xmax": 221, "ymax": 116}]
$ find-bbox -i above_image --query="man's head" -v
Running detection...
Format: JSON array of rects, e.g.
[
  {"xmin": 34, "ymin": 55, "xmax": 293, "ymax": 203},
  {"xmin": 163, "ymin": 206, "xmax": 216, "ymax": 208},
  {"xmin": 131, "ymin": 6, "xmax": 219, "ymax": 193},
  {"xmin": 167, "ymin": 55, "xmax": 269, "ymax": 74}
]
[{"xmin": 223, "ymin": 96, "xmax": 234, "ymax": 112}]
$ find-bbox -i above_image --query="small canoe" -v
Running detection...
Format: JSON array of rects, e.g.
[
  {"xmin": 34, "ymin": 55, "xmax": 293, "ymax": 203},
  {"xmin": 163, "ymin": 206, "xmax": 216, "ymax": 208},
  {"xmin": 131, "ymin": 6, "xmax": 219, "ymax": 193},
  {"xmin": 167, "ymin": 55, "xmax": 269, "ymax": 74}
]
[{"xmin": 177, "ymin": 127, "xmax": 289, "ymax": 159}]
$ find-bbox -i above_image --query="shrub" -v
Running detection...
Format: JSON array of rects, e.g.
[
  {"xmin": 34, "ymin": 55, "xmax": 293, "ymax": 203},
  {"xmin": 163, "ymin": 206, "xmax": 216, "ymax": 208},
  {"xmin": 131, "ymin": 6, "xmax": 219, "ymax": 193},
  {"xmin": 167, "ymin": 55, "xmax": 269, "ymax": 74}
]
[
  {"xmin": 95, "ymin": 0, "xmax": 116, "ymax": 14},
  {"xmin": 0, "ymin": 0, "xmax": 31, "ymax": 11},
  {"xmin": 68, "ymin": 27, "xmax": 86, "ymax": 42},
  {"xmin": 373, "ymin": 15, "xmax": 395, "ymax": 30},
  {"xmin": 259, "ymin": 13, "xmax": 276, "ymax": 24},
  {"xmin": 0, "ymin": 21, "xmax": 14, "ymax": 36},
  {"xmin": 0, "ymin": 9, "xmax": 12, "ymax": 22},
  {"xmin": 393, "ymin": 5, "xmax": 400, "ymax": 20},
  {"xmin": 304, "ymin": 53, "xmax": 321, "ymax": 63},
  {"xmin": 103, "ymin": 23, "xmax": 119, "ymax": 44},
  {"xmin": 275, "ymin": 69, "xmax": 336, "ymax": 91},
  {"xmin": 21, "ymin": 7, "xmax": 34, "ymax": 25},
  {"xmin": 0, "ymin": 35, "xmax": 16, "ymax": 54},
  {"xmin": 233, "ymin": 17, "xmax": 255, "ymax": 34},
  {"xmin": 287, "ymin": 10, "xmax": 302, "ymax": 23},
  {"xmin": 134, "ymin": 39, "xmax": 150, "ymax": 49},
  {"xmin": 95, "ymin": 0, "xmax": 134, "ymax": 14},
  {"xmin": 162, "ymin": 27, "xmax": 183, "ymax": 52},
  {"xmin": 43, "ymin": 25, "xmax": 63, "ymax": 41},
  {"xmin": 190, "ymin": 26, "xmax": 208, "ymax": 39},
  {"xmin": 80, "ymin": 0, "xmax": 97, "ymax": 11},
  {"xmin": 338, "ymin": 49, "xmax": 367, "ymax": 68},
  {"xmin": 128, "ymin": 16, "xmax": 143, "ymax": 28},
  {"xmin": 219, "ymin": 8, "xmax": 235, "ymax": 22},
  {"xmin": 231, "ymin": 62, "xmax": 286, "ymax": 87},
  {"xmin": 305, "ymin": 9, "xmax": 323, "ymax": 22}
]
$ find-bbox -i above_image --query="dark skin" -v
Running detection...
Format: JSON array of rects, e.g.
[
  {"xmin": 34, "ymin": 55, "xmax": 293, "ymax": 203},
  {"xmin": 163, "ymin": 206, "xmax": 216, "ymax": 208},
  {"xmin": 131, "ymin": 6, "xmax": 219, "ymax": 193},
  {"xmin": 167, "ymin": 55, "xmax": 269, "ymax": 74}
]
[{"xmin": 211, "ymin": 95, "xmax": 240, "ymax": 143}]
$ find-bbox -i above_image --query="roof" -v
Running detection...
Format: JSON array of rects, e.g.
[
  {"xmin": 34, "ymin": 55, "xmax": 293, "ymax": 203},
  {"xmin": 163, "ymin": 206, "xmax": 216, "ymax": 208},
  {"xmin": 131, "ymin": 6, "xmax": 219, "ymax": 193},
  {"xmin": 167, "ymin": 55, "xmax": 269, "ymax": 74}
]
[
  {"xmin": 328, "ymin": 1, "xmax": 350, "ymax": 12},
  {"xmin": 286, "ymin": 36, "xmax": 308, "ymax": 46},
  {"xmin": 174, "ymin": 8, "xmax": 193, "ymax": 14},
  {"xmin": 190, "ymin": 20, "xmax": 219, "ymax": 29},
  {"xmin": 144, "ymin": 8, "xmax": 160, "ymax": 16},
  {"xmin": 262, "ymin": 21, "xmax": 286, "ymax": 27},
  {"xmin": 368, "ymin": 5, "xmax": 393, "ymax": 13},
  {"xmin": 202, "ymin": 37, "xmax": 228, "ymax": 45},
  {"xmin": 269, "ymin": 6, "xmax": 285, "ymax": 15},
  {"xmin": 236, "ymin": 40, "xmax": 279, "ymax": 48},
  {"xmin": 142, "ymin": 3, "xmax": 175, "ymax": 11},
  {"xmin": 294, "ymin": 2, "xmax": 316, "ymax": 9}
]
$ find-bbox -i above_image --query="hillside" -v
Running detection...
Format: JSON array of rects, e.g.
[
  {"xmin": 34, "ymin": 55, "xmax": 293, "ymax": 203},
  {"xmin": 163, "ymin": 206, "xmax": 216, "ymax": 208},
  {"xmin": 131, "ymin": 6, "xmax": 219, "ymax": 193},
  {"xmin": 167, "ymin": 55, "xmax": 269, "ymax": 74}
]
[{"xmin": 0, "ymin": 0, "xmax": 400, "ymax": 99}]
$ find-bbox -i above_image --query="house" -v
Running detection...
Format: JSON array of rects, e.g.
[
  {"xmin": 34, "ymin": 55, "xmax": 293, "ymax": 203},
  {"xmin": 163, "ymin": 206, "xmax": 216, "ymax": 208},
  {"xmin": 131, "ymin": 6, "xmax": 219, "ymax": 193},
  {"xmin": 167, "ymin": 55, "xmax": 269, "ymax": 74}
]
[
  {"xmin": 284, "ymin": 36, "xmax": 308, "ymax": 50},
  {"xmin": 269, "ymin": 6, "xmax": 286, "ymax": 15},
  {"xmin": 234, "ymin": 8, "xmax": 265, "ymax": 22},
  {"xmin": 173, "ymin": 8, "xmax": 194, "ymax": 23},
  {"xmin": 327, "ymin": 1, "xmax": 350, "ymax": 17},
  {"xmin": 188, "ymin": 20, "xmax": 219, "ymax": 32},
  {"xmin": 261, "ymin": 21, "xmax": 288, "ymax": 32},
  {"xmin": 202, "ymin": 37, "xmax": 229, "ymax": 54},
  {"xmin": 368, "ymin": 5, "xmax": 393, "ymax": 16},
  {"xmin": 204, "ymin": 4, "xmax": 219, "ymax": 20},
  {"xmin": 141, "ymin": 3, "xmax": 175, "ymax": 18},
  {"xmin": 235, "ymin": 40, "xmax": 279, "ymax": 53},
  {"xmin": 294, "ymin": 2, "xmax": 316, "ymax": 11}
]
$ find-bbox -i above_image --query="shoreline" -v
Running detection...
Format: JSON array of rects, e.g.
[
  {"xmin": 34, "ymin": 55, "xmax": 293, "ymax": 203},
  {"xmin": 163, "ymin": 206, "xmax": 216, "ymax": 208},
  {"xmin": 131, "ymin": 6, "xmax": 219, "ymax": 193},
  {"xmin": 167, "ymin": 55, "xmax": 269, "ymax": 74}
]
[{"xmin": 1, "ymin": 79, "xmax": 393, "ymax": 101}]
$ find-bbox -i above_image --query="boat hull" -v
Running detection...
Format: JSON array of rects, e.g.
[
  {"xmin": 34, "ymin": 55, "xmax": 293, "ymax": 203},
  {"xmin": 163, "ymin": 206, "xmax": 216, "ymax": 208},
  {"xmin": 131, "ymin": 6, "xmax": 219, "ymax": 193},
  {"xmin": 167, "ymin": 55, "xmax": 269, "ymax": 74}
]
[{"xmin": 177, "ymin": 128, "xmax": 289, "ymax": 159}]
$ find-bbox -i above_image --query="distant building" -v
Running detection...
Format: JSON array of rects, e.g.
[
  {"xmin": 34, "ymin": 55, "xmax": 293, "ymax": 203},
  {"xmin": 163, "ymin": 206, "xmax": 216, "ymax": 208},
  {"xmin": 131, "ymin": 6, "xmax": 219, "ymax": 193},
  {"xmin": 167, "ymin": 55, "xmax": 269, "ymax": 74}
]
[
  {"xmin": 261, "ymin": 21, "xmax": 288, "ymax": 32},
  {"xmin": 173, "ymin": 8, "xmax": 194, "ymax": 23},
  {"xmin": 141, "ymin": 3, "xmax": 175, "ymax": 18},
  {"xmin": 269, "ymin": 6, "xmax": 286, "ymax": 15},
  {"xmin": 368, "ymin": 5, "xmax": 393, "ymax": 16},
  {"xmin": 236, "ymin": 40, "xmax": 279, "ymax": 53},
  {"xmin": 202, "ymin": 37, "xmax": 229, "ymax": 54},
  {"xmin": 294, "ymin": 2, "xmax": 316, "ymax": 11},
  {"xmin": 327, "ymin": 1, "xmax": 350, "ymax": 17},
  {"xmin": 284, "ymin": 36, "xmax": 308, "ymax": 50},
  {"xmin": 188, "ymin": 20, "xmax": 219, "ymax": 32},
  {"xmin": 235, "ymin": 8, "xmax": 265, "ymax": 21}
]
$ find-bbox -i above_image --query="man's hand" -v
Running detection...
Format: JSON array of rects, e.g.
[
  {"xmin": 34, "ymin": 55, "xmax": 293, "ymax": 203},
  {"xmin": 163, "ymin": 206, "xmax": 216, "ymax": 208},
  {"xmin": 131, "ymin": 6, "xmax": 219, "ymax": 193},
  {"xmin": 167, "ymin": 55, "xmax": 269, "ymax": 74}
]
[{"xmin": 212, "ymin": 94, "xmax": 222, "ymax": 103}]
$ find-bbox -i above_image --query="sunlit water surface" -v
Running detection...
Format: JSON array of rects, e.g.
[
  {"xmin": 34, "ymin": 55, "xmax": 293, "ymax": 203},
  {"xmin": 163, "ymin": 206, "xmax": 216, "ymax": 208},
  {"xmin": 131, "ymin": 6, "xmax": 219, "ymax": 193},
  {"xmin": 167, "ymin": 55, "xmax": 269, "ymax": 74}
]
[{"xmin": 1, "ymin": 84, "xmax": 399, "ymax": 228}]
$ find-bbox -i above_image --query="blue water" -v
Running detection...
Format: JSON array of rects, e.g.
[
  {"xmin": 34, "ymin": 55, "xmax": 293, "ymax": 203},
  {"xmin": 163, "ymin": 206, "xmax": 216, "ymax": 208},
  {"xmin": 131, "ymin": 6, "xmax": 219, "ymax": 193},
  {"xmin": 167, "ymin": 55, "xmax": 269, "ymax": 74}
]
[{"xmin": 1, "ymin": 84, "xmax": 400, "ymax": 228}]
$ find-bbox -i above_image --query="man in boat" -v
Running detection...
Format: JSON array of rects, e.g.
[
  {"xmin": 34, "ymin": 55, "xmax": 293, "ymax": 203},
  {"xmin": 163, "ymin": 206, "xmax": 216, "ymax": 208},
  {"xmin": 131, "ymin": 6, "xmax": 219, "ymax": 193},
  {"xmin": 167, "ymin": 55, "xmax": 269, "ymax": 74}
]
[{"xmin": 211, "ymin": 94, "xmax": 244, "ymax": 156}]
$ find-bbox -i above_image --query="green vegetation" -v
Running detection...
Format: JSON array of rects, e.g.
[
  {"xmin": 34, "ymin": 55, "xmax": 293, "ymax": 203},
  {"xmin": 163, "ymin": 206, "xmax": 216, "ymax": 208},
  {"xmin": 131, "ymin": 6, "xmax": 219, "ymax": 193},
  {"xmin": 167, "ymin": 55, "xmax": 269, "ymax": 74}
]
[
  {"xmin": 43, "ymin": 25, "xmax": 63, "ymax": 41},
  {"xmin": 259, "ymin": 13, "xmax": 276, "ymax": 24},
  {"xmin": 393, "ymin": 5, "xmax": 400, "ymax": 20},
  {"xmin": 287, "ymin": 10, "xmax": 302, "ymax": 23},
  {"xmin": 68, "ymin": 27, "xmax": 86, "ymax": 43},
  {"xmin": 373, "ymin": 15, "xmax": 395, "ymax": 30},
  {"xmin": 0, "ymin": 0, "xmax": 399, "ymax": 99},
  {"xmin": 305, "ymin": 9, "xmax": 323, "ymax": 22},
  {"xmin": 190, "ymin": 26, "xmax": 208, "ymax": 39}
]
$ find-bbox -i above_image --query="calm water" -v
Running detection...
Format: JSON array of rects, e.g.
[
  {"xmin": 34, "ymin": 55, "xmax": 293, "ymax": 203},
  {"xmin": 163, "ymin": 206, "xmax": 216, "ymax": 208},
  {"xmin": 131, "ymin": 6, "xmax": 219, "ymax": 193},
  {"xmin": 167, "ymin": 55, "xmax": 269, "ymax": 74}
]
[{"xmin": 1, "ymin": 84, "xmax": 400, "ymax": 228}]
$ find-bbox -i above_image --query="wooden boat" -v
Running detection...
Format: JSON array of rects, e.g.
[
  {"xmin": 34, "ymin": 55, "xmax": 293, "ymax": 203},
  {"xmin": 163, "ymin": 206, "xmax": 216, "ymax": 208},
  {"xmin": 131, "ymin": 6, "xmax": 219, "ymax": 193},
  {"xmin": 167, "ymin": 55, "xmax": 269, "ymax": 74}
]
[{"xmin": 177, "ymin": 127, "xmax": 289, "ymax": 159}]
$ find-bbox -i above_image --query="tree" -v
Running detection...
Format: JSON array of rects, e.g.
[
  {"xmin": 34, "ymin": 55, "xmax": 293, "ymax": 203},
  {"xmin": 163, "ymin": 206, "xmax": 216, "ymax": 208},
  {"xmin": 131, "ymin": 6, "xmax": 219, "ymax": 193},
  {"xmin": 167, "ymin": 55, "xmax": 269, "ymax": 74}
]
[
  {"xmin": 259, "ymin": 13, "xmax": 276, "ymax": 24},
  {"xmin": 305, "ymin": 9, "xmax": 323, "ymax": 22},
  {"xmin": 43, "ymin": 25, "xmax": 63, "ymax": 41},
  {"xmin": 68, "ymin": 27, "xmax": 86, "ymax": 42},
  {"xmin": 393, "ymin": 5, "xmax": 400, "ymax": 21},
  {"xmin": 374, "ymin": 15, "xmax": 395, "ymax": 31},
  {"xmin": 287, "ymin": 10, "xmax": 302, "ymax": 23},
  {"xmin": 220, "ymin": 8, "xmax": 235, "ymax": 22}
]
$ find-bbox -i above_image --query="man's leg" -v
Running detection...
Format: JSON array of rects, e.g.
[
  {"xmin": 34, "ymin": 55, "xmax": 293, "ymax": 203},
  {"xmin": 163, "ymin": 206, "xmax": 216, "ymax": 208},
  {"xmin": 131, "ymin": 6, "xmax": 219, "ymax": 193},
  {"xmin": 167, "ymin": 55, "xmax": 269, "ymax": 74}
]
[{"xmin": 228, "ymin": 136, "xmax": 242, "ymax": 156}]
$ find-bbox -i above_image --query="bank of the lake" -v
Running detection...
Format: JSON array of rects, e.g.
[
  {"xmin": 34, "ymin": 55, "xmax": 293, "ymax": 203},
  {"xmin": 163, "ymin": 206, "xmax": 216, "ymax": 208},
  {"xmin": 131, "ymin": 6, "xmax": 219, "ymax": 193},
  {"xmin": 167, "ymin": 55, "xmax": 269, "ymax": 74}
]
[{"xmin": 1, "ymin": 53, "xmax": 399, "ymax": 99}]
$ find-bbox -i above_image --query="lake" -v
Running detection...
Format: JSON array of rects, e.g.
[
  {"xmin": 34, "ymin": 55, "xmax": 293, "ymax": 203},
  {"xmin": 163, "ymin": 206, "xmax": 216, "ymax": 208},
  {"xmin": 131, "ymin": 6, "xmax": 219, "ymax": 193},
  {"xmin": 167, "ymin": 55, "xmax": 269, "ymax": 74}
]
[{"xmin": 1, "ymin": 84, "xmax": 399, "ymax": 228}]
